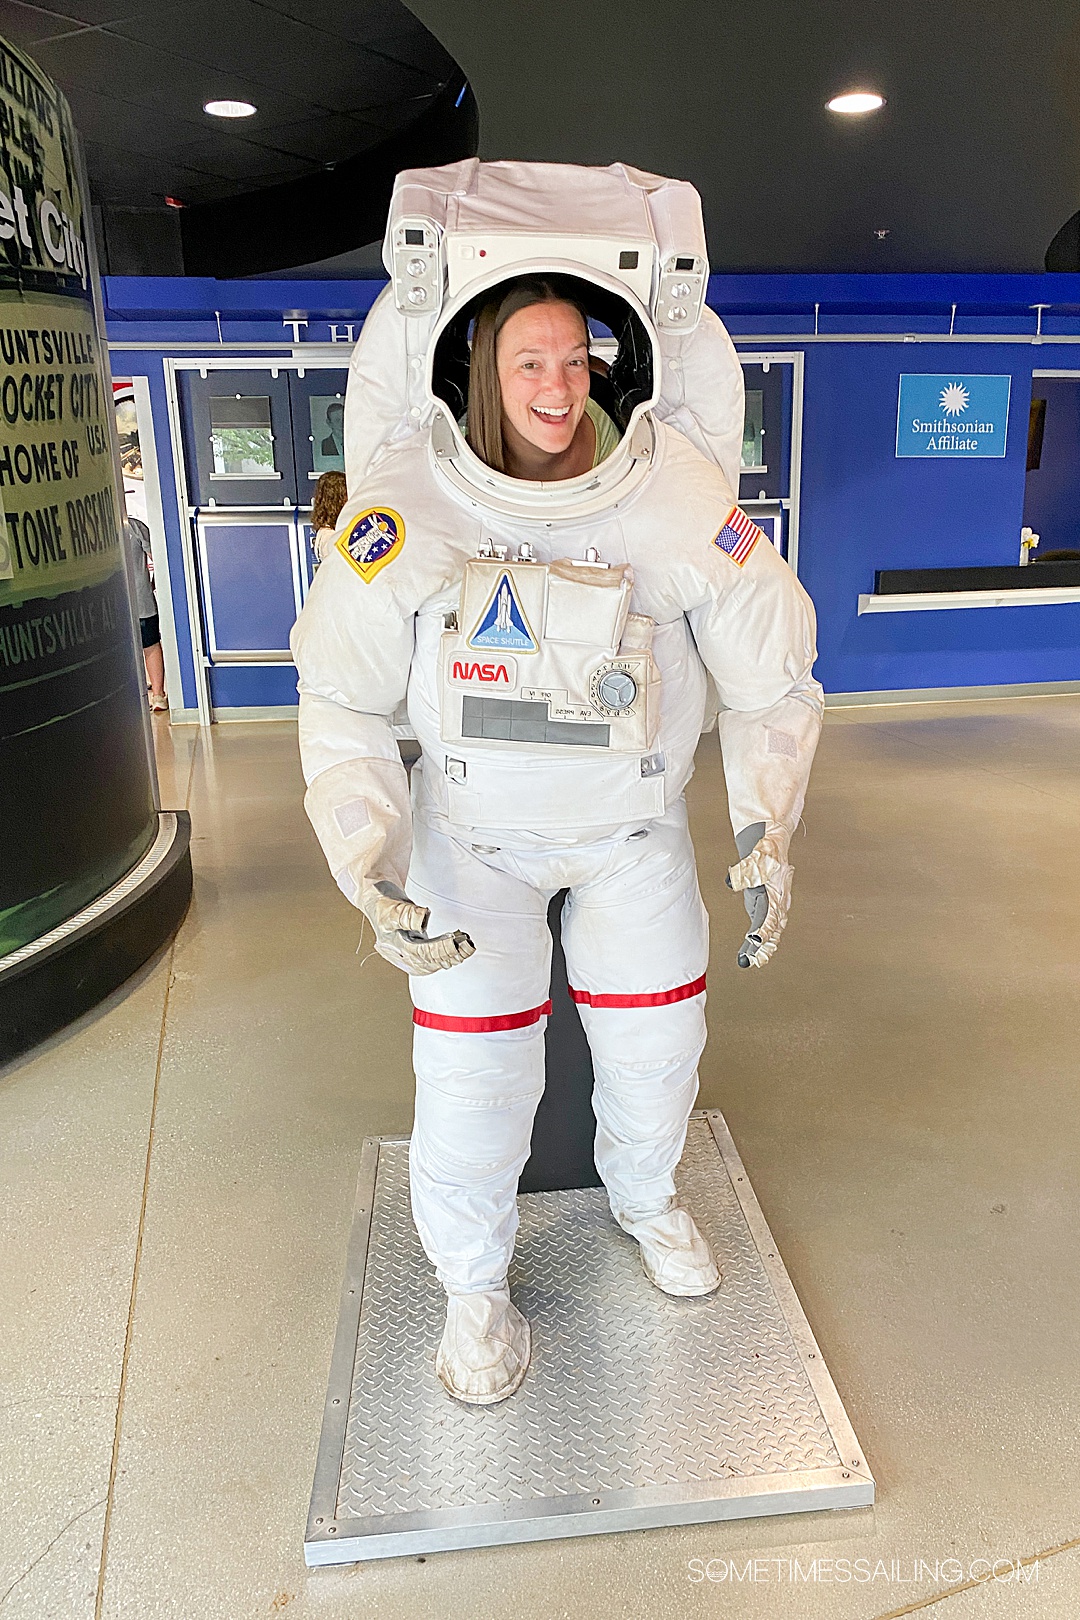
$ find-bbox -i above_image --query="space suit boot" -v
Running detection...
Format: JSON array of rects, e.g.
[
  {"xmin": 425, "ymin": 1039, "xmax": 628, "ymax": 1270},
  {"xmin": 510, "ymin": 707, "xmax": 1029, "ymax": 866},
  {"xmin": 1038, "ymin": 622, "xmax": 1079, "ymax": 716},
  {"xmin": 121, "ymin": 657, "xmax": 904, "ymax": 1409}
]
[
  {"xmin": 435, "ymin": 1285, "xmax": 531, "ymax": 1405},
  {"xmin": 618, "ymin": 1204, "xmax": 721, "ymax": 1297}
]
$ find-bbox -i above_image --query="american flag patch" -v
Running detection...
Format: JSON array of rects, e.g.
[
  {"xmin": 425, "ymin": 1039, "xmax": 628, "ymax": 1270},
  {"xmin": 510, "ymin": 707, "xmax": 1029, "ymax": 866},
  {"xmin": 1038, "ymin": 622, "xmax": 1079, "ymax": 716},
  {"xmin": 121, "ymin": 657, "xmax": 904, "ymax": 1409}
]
[{"xmin": 711, "ymin": 505, "xmax": 762, "ymax": 566}]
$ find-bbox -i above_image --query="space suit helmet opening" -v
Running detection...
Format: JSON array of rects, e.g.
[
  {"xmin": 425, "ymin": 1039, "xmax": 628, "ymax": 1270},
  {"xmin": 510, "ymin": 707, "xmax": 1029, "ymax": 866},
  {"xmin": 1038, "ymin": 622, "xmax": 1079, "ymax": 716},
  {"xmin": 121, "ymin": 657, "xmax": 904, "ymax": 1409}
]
[{"xmin": 430, "ymin": 271, "xmax": 654, "ymax": 472}]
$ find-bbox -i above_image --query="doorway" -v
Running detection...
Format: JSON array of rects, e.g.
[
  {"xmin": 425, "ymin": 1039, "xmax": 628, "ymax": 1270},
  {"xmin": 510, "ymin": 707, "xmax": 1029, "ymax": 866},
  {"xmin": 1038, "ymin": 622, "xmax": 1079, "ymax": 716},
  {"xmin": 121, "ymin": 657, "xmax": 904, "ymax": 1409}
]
[{"xmin": 1024, "ymin": 374, "xmax": 1080, "ymax": 561}]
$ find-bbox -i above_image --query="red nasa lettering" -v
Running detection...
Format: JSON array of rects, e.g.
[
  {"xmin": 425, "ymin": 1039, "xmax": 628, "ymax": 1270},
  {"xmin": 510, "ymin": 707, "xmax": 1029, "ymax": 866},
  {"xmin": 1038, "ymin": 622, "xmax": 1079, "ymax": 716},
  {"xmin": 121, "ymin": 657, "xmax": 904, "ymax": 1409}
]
[{"xmin": 452, "ymin": 661, "xmax": 511, "ymax": 683}]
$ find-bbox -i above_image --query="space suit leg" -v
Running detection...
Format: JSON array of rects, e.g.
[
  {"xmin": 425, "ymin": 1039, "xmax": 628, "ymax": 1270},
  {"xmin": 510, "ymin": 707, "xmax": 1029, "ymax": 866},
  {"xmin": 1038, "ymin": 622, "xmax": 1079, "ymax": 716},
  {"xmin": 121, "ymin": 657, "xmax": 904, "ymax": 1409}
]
[
  {"xmin": 406, "ymin": 818, "xmax": 555, "ymax": 1401},
  {"xmin": 407, "ymin": 818, "xmax": 554, "ymax": 1295},
  {"xmin": 560, "ymin": 800, "xmax": 720, "ymax": 1295}
]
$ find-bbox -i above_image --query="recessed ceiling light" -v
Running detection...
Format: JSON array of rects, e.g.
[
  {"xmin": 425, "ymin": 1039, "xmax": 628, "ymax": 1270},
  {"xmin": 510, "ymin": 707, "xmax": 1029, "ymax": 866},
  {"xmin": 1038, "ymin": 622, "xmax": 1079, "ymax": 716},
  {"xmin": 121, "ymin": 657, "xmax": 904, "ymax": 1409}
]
[
  {"xmin": 827, "ymin": 91, "xmax": 886, "ymax": 115},
  {"xmin": 204, "ymin": 99, "xmax": 257, "ymax": 119}
]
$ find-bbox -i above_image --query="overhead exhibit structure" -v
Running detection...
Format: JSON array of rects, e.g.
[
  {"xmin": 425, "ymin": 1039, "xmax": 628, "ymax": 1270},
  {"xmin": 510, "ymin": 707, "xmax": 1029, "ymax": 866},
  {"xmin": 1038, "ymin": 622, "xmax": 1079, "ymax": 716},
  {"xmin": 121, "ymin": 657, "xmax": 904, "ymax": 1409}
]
[
  {"xmin": 305, "ymin": 159, "xmax": 871, "ymax": 1562},
  {"xmin": 0, "ymin": 34, "xmax": 190, "ymax": 1063}
]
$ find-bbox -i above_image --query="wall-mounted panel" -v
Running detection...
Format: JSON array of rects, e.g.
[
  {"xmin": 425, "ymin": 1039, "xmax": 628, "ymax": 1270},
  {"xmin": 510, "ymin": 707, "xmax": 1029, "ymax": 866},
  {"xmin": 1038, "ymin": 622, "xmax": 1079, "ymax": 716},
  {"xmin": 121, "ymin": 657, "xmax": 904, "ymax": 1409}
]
[
  {"xmin": 180, "ymin": 368, "xmax": 296, "ymax": 507},
  {"xmin": 196, "ymin": 515, "xmax": 300, "ymax": 661}
]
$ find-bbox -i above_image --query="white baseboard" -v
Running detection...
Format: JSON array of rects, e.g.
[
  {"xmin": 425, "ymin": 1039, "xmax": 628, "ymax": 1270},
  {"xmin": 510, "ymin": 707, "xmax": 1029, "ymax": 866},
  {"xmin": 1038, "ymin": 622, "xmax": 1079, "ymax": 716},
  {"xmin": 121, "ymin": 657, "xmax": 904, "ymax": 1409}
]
[
  {"xmin": 825, "ymin": 680, "xmax": 1080, "ymax": 708},
  {"xmin": 167, "ymin": 705, "xmax": 300, "ymax": 725}
]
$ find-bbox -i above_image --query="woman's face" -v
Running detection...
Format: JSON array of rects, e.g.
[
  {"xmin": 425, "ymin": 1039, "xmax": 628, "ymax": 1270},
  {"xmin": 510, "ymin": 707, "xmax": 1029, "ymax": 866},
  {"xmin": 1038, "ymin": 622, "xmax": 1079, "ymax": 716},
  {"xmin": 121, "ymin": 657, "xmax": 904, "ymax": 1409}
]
[{"xmin": 495, "ymin": 301, "xmax": 591, "ymax": 460}]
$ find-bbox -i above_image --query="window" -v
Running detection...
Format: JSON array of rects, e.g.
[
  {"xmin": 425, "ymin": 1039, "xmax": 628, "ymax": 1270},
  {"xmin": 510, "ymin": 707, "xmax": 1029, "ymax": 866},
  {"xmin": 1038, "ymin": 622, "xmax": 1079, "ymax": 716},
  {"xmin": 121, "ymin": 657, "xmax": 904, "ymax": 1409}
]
[
  {"xmin": 741, "ymin": 390, "xmax": 765, "ymax": 471},
  {"xmin": 209, "ymin": 395, "xmax": 279, "ymax": 478}
]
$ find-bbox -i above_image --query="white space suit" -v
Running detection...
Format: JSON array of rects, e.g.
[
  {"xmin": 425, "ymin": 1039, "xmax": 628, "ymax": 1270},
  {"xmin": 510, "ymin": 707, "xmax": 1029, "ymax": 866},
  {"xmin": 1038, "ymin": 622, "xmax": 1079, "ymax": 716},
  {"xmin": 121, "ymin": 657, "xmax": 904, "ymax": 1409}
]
[{"xmin": 291, "ymin": 161, "xmax": 823, "ymax": 1403}]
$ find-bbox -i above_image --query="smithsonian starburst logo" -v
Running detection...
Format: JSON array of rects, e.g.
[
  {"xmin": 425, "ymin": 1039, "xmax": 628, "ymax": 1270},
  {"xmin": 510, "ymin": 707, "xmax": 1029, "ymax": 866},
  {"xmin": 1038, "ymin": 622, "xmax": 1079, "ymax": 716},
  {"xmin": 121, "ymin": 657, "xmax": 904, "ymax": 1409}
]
[
  {"xmin": 939, "ymin": 381, "xmax": 970, "ymax": 416},
  {"xmin": 896, "ymin": 374, "xmax": 1011, "ymax": 457}
]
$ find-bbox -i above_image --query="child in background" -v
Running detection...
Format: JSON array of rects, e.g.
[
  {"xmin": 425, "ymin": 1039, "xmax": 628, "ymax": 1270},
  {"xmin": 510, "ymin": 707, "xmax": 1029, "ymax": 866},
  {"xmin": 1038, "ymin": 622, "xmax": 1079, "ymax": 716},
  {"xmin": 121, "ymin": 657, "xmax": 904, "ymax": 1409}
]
[{"xmin": 311, "ymin": 471, "xmax": 348, "ymax": 563}]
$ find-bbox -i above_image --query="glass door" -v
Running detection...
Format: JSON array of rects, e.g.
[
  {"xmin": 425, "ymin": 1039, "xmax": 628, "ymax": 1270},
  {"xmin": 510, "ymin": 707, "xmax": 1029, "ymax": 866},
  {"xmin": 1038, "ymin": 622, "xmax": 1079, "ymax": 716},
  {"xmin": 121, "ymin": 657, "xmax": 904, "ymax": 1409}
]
[
  {"xmin": 289, "ymin": 368, "xmax": 348, "ymax": 485},
  {"xmin": 194, "ymin": 511, "xmax": 302, "ymax": 663}
]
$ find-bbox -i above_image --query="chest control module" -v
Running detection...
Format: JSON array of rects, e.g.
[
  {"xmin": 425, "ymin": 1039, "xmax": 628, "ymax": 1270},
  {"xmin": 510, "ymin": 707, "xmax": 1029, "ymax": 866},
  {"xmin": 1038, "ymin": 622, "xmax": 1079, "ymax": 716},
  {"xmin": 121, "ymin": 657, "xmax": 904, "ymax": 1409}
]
[{"xmin": 439, "ymin": 555, "xmax": 660, "ymax": 753}]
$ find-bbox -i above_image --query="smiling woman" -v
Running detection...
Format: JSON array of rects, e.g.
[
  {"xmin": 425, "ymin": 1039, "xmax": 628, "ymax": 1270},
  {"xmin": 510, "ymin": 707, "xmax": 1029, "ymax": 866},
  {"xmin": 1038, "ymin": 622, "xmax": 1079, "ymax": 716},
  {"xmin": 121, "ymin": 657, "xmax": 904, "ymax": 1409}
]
[{"xmin": 466, "ymin": 276, "xmax": 621, "ymax": 478}]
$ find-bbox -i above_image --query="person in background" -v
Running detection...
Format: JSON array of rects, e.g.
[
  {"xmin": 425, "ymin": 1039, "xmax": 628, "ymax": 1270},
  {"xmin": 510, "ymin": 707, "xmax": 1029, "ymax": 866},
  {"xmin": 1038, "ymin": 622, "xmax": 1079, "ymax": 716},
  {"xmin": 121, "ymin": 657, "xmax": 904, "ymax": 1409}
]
[
  {"xmin": 126, "ymin": 515, "xmax": 167, "ymax": 712},
  {"xmin": 311, "ymin": 470, "xmax": 349, "ymax": 563}
]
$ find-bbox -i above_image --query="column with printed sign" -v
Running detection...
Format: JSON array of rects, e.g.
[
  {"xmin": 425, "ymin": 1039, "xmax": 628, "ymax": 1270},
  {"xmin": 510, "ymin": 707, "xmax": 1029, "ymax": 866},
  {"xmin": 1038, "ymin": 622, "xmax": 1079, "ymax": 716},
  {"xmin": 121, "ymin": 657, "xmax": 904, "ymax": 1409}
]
[{"xmin": 0, "ymin": 35, "xmax": 157, "ymax": 957}]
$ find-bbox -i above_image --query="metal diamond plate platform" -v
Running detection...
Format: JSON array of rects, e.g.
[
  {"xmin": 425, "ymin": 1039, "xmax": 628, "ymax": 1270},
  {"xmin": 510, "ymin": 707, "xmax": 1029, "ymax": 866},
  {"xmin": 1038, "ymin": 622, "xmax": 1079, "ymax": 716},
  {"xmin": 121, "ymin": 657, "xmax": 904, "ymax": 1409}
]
[{"xmin": 305, "ymin": 1111, "xmax": 873, "ymax": 1563}]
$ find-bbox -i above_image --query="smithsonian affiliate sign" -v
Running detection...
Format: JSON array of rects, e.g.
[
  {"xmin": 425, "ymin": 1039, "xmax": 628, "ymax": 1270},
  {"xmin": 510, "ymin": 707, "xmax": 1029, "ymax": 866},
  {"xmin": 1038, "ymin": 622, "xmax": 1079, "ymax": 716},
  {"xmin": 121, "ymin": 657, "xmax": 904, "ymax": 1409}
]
[{"xmin": 896, "ymin": 374, "xmax": 1011, "ymax": 458}]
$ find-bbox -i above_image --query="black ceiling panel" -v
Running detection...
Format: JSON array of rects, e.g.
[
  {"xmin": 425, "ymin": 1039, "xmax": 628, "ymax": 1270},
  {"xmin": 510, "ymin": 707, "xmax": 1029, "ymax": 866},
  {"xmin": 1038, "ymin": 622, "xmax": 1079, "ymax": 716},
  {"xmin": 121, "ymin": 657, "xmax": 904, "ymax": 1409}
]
[
  {"xmin": 404, "ymin": 0, "xmax": 1080, "ymax": 274},
  {"xmin": 167, "ymin": 137, "xmax": 313, "ymax": 188},
  {"xmin": 180, "ymin": 75, "xmax": 477, "ymax": 276},
  {"xmin": 25, "ymin": 0, "xmax": 125, "ymax": 22},
  {"xmin": 349, "ymin": 29, "xmax": 458, "ymax": 77},
  {"xmin": 29, "ymin": 29, "xmax": 314, "ymax": 125},
  {"xmin": 84, "ymin": 147, "xmax": 234, "ymax": 204},
  {"xmin": 267, "ymin": 0, "xmax": 455, "ymax": 62},
  {"xmin": 237, "ymin": 111, "xmax": 389, "ymax": 165},
  {"xmin": 0, "ymin": 0, "xmax": 124, "ymax": 39},
  {"xmin": 0, "ymin": 2, "xmax": 70, "ymax": 47},
  {"xmin": 3, "ymin": 0, "xmax": 472, "ymax": 269},
  {"xmin": 110, "ymin": 1, "xmax": 395, "ymax": 114},
  {"xmin": 62, "ymin": 90, "xmax": 212, "ymax": 157}
]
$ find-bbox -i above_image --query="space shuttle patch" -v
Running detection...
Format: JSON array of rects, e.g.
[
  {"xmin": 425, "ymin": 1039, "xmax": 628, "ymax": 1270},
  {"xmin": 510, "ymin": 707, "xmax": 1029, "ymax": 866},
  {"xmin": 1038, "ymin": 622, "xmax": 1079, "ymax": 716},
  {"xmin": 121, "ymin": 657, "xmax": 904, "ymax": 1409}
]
[
  {"xmin": 336, "ymin": 508, "xmax": 404, "ymax": 582},
  {"xmin": 467, "ymin": 571, "xmax": 537, "ymax": 653},
  {"xmin": 711, "ymin": 505, "xmax": 762, "ymax": 567}
]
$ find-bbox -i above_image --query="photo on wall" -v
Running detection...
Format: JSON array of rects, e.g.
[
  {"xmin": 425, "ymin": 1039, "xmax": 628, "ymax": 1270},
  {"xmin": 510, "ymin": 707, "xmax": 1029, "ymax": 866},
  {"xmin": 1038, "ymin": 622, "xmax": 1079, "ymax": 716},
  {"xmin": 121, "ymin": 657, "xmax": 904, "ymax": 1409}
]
[{"xmin": 310, "ymin": 394, "xmax": 345, "ymax": 474}]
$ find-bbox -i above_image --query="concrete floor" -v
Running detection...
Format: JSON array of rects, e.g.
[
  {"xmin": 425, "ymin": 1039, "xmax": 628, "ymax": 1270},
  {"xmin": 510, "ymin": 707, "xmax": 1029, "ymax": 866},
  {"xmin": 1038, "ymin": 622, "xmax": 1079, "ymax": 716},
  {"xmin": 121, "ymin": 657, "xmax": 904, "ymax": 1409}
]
[{"xmin": 2, "ymin": 696, "xmax": 1080, "ymax": 1619}]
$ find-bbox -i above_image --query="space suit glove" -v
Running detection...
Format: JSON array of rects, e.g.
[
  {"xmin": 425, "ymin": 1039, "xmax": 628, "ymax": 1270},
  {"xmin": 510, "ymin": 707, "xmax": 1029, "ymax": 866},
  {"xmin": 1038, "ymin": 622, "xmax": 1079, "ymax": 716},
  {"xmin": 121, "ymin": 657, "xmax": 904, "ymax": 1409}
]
[
  {"xmin": 725, "ymin": 829, "xmax": 794, "ymax": 969},
  {"xmin": 363, "ymin": 881, "xmax": 475, "ymax": 976}
]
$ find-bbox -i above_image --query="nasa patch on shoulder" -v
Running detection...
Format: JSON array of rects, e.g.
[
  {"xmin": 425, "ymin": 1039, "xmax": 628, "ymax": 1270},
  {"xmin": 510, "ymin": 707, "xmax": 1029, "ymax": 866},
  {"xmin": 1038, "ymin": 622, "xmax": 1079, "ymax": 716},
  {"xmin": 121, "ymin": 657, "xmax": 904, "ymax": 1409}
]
[
  {"xmin": 336, "ymin": 508, "xmax": 404, "ymax": 583},
  {"xmin": 711, "ymin": 505, "xmax": 762, "ymax": 567}
]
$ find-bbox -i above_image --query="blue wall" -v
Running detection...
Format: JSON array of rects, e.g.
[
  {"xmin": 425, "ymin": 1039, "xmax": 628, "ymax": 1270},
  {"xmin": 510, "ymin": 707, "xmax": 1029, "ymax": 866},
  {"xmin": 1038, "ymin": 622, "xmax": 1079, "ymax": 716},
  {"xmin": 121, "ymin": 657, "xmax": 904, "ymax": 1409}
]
[
  {"xmin": 105, "ymin": 272, "xmax": 1080, "ymax": 707},
  {"xmin": 117, "ymin": 356, "xmax": 199, "ymax": 712},
  {"xmin": 791, "ymin": 340, "xmax": 1080, "ymax": 695},
  {"xmin": 106, "ymin": 279, "xmax": 384, "ymax": 714},
  {"xmin": 709, "ymin": 273, "xmax": 1080, "ymax": 694}
]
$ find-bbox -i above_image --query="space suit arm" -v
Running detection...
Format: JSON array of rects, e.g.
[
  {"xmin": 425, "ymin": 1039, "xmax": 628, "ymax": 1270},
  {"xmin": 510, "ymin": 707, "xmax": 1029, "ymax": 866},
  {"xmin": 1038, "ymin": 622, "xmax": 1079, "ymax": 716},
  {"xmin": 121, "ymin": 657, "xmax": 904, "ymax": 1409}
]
[
  {"xmin": 297, "ymin": 692, "xmax": 413, "ymax": 909},
  {"xmin": 686, "ymin": 537, "xmax": 824, "ymax": 965},
  {"xmin": 291, "ymin": 558, "xmax": 473, "ymax": 975}
]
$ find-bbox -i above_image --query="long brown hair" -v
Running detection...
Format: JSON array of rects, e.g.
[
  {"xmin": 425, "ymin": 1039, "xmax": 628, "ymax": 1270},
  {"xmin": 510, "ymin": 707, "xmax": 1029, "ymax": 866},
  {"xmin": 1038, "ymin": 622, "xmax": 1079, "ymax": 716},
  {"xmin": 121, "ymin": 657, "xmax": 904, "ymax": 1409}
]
[
  {"xmin": 311, "ymin": 470, "xmax": 347, "ymax": 532},
  {"xmin": 466, "ymin": 277, "xmax": 590, "ymax": 472}
]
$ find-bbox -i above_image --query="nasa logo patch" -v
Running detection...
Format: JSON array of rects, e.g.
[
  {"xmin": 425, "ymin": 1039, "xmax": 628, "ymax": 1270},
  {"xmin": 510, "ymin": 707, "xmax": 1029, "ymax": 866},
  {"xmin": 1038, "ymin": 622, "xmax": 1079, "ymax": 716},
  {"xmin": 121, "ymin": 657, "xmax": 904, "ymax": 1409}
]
[
  {"xmin": 449, "ymin": 654, "xmax": 518, "ymax": 689},
  {"xmin": 467, "ymin": 571, "xmax": 537, "ymax": 653},
  {"xmin": 336, "ymin": 508, "xmax": 404, "ymax": 583}
]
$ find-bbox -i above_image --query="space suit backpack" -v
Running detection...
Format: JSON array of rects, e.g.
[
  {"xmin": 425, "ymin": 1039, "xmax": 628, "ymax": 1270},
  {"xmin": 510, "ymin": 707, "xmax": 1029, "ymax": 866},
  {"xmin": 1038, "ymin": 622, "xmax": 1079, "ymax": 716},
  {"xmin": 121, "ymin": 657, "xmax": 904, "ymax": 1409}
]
[
  {"xmin": 344, "ymin": 159, "xmax": 745, "ymax": 500},
  {"xmin": 341, "ymin": 162, "xmax": 746, "ymax": 750}
]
